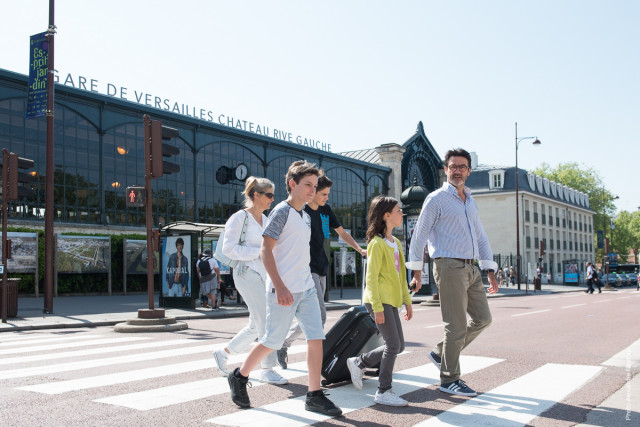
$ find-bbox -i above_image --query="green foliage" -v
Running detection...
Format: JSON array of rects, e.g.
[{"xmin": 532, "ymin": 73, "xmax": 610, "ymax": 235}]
[{"xmin": 612, "ymin": 211, "xmax": 640, "ymax": 263}]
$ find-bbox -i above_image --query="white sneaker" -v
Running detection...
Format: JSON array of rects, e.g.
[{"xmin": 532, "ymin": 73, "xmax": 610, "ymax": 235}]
[
  {"xmin": 213, "ymin": 349, "xmax": 229, "ymax": 374},
  {"xmin": 259, "ymin": 369, "xmax": 288, "ymax": 385},
  {"xmin": 374, "ymin": 389, "xmax": 408, "ymax": 407},
  {"xmin": 347, "ymin": 357, "xmax": 364, "ymax": 390}
]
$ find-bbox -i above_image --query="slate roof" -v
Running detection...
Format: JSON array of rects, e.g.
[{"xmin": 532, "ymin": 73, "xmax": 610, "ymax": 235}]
[{"xmin": 467, "ymin": 165, "xmax": 593, "ymax": 211}]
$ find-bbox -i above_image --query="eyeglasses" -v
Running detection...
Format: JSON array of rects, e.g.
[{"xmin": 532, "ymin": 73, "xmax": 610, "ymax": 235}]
[
  {"xmin": 447, "ymin": 164, "xmax": 469, "ymax": 172},
  {"xmin": 258, "ymin": 192, "xmax": 275, "ymax": 199}
]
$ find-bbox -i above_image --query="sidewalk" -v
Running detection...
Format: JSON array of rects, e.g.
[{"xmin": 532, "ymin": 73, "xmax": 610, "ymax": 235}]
[{"xmin": 0, "ymin": 282, "xmax": 593, "ymax": 332}]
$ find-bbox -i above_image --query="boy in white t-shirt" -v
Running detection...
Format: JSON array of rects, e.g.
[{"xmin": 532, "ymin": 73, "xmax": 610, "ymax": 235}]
[{"xmin": 227, "ymin": 161, "xmax": 342, "ymax": 417}]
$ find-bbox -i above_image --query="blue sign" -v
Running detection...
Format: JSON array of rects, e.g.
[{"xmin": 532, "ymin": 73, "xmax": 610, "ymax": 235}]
[
  {"xmin": 27, "ymin": 31, "xmax": 49, "ymax": 119},
  {"xmin": 608, "ymin": 253, "xmax": 618, "ymax": 268}
]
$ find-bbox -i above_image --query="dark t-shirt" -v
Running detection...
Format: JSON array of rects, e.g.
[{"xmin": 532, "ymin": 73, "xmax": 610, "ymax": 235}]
[{"xmin": 304, "ymin": 203, "xmax": 341, "ymax": 276}]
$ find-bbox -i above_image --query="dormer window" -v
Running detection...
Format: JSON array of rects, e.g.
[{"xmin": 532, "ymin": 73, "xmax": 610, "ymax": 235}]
[{"xmin": 489, "ymin": 170, "xmax": 505, "ymax": 189}]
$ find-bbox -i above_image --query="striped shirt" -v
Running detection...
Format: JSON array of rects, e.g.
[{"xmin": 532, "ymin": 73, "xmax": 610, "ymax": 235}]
[{"xmin": 406, "ymin": 182, "xmax": 498, "ymax": 272}]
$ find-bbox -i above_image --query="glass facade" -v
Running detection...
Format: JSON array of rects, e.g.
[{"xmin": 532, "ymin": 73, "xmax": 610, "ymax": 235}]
[{"xmin": 0, "ymin": 70, "xmax": 390, "ymax": 238}]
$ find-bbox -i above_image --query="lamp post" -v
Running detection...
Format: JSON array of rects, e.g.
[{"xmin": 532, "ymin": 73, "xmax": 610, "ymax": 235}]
[{"xmin": 515, "ymin": 122, "xmax": 541, "ymax": 291}]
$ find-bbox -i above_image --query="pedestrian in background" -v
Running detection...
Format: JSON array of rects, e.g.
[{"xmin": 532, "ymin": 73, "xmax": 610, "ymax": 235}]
[
  {"xmin": 196, "ymin": 249, "xmax": 220, "ymax": 309},
  {"xmin": 346, "ymin": 196, "xmax": 413, "ymax": 407},
  {"xmin": 407, "ymin": 148, "xmax": 498, "ymax": 397},
  {"xmin": 213, "ymin": 176, "xmax": 287, "ymax": 386}
]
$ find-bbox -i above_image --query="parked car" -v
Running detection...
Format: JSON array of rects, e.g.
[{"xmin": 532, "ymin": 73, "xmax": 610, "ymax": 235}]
[
  {"xmin": 626, "ymin": 273, "xmax": 638, "ymax": 287},
  {"xmin": 617, "ymin": 273, "xmax": 630, "ymax": 286},
  {"xmin": 601, "ymin": 273, "xmax": 622, "ymax": 287}
]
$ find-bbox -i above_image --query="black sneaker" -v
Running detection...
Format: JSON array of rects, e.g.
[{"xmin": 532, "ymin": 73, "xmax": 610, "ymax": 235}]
[
  {"xmin": 228, "ymin": 368, "xmax": 252, "ymax": 408},
  {"xmin": 427, "ymin": 351, "xmax": 442, "ymax": 370},
  {"xmin": 276, "ymin": 348, "xmax": 288, "ymax": 369},
  {"xmin": 440, "ymin": 379, "xmax": 477, "ymax": 396},
  {"xmin": 305, "ymin": 390, "xmax": 342, "ymax": 416}
]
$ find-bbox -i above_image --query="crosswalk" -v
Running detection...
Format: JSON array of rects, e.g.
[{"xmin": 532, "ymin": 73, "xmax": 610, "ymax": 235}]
[{"xmin": 0, "ymin": 330, "xmax": 619, "ymax": 426}]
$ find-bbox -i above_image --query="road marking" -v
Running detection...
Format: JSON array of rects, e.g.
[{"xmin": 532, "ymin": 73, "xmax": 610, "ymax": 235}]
[
  {"xmin": 602, "ymin": 338, "xmax": 640, "ymax": 368},
  {"xmin": 561, "ymin": 304, "xmax": 586, "ymax": 309},
  {"xmin": 512, "ymin": 309, "xmax": 551, "ymax": 317},
  {"xmin": 0, "ymin": 340, "xmax": 220, "ymax": 380},
  {"xmin": 0, "ymin": 336, "xmax": 149, "ymax": 356},
  {"xmin": 94, "ymin": 361, "xmax": 311, "ymax": 410},
  {"xmin": 415, "ymin": 363, "xmax": 602, "ymax": 426},
  {"xmin": 594, "ymin": 299, "xmax": 612, "ymax": 303},
  {"xmin": 206, "ymin": 356, "xmax": 503, "ymax": 426},
  {"xmin": 616, "ymin": 296, "xmax": 632, "ymax": 300},
  {"xmin": 18, "ymin": 345, "xmax": 307, "ymax": 395},
  {"xmin": 425, "ymin": 324, "xmax": 443, "ymax": 329},
  {"xmin": 0, "ymin": 334, "xmax": 103, "ymax": 346}
]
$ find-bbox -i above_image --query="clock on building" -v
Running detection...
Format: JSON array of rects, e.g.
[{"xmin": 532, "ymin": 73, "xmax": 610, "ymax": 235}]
[{"xmin": 235, "ymin": 164, "xmax": 248, "ymax": 181}]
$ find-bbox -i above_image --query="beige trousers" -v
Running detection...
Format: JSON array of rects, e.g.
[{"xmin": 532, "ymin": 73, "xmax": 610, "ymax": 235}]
[{"xmin": 433, "ymin": 258, "xmax": 492, "ymax": 383}]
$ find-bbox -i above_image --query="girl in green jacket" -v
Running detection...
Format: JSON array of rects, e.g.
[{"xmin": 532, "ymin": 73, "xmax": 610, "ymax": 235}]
[{"xmin": 347, "ymin": 196, "xmax": 413, "ymax": 407}]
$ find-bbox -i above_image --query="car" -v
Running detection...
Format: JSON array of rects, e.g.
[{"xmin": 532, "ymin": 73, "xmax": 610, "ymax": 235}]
[
  {"xmin": 616, "ymin": 273, "xmax": 630, "ymax": 286},
  {"xmin": 601, "ymin": 273, "xmax": 622, "ymax": 287},
  {"xmin": 626, "ymin": 273, "xmax": 638, "ymax": 287}
]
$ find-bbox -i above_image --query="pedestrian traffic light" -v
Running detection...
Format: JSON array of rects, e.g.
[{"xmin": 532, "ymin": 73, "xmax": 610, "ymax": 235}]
[
  {"xmin": 1, "ymin": 150, "xmax": 35, "ymax": 201},
  {"xmin": 126, "ymin": 186, "xmax": 145, "ymax": 208},
  {"xmin": 146, "ymin": 117, "xmax": 180, "ymax": 178}
]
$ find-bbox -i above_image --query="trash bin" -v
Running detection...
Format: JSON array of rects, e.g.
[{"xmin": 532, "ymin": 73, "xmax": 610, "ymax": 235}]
[{"xmin": 0, "ymin": 278, "xmax": 19, "ymax": 318}]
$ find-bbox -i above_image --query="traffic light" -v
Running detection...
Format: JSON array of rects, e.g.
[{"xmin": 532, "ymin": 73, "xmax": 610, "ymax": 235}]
[
  {"xmin": 126, "ymin": 186, "xmax": 145, "ymax": 208},
  {"xmin": 1, "ymin": 150, "xmax": 35, "ymax": 201},
  {"xmin": 146, "ymin": 116, "xmax": 180, "ymax": 178}
]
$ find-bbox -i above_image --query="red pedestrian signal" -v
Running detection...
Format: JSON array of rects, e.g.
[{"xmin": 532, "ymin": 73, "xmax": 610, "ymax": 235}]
[{"xmin": 126, "ymin": 186, "xmax": 145, "ymax": 208}]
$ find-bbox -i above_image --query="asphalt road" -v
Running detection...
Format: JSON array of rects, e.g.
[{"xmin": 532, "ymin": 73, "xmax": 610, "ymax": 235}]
[{"xmin": 1, "ymin": 289, "xmax": 638, "ymax": 426}]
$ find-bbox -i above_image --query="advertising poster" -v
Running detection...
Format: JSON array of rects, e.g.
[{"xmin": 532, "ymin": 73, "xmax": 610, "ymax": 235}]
[
  {"xmin": 27, "ymin": 31, "xmax": 49, "ymax": 119},
  {"xmin": 124, "ymin": 239, "xmax": 160, "ymax": 274},
  {"xmin": 57, "ymin": 235, "xmax": 110, "ymax": 273},
  {"xmin": 0, "ymin": 232, "xmax": 38, "ymax": 273},
  {"xmin": 564, "ymin": 262, "xmax": 579, "ymax": 283},
  {"xmin": 162, "ymin": 235, "xmax": 191, "ymax": 297}
]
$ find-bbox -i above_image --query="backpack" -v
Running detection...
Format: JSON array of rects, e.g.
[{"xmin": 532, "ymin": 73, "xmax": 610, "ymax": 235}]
[{"xmin": 199, "ymin": 257, "xmax": 213, "ymax": 277}]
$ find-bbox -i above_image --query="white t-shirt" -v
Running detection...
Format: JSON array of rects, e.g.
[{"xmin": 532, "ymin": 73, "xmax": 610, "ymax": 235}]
[
  {"xmin": 263, "ymin": 200, "xmax": 313, "ymax": 293},
  {"xmin": 384, "ymin": 237, "xmax": 401, "ymax": 274}
]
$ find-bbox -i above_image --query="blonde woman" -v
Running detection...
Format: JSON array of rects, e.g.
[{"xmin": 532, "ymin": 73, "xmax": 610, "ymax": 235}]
[{"xmin": 213, "ymin": 177, "xmax": 287, "ymax": 385}]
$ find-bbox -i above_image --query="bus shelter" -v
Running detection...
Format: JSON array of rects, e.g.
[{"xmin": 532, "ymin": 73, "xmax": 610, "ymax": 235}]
[{"xmin": 159, "ymin": 222, "xmax": 225, "ymax": 308}]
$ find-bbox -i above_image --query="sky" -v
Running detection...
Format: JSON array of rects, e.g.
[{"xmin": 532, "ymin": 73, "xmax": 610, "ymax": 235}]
[{"xmin": 2, "ymin": 1, "xmax": 639, "ymax": 213}]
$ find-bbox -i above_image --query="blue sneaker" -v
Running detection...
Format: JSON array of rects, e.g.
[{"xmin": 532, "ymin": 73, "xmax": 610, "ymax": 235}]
[
  {"xmin": 440, "ymin": 379, "xmax": 477, "ymax": 396},
  {"xmin": 427, "ymin": 351, "xmax": 441, "ymax": 370}
]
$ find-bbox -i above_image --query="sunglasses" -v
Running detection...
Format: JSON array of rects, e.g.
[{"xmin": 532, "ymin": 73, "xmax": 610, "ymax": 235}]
[{"xmin": 258, "ymin": 191, "xmax": 275, "ymax": 199}]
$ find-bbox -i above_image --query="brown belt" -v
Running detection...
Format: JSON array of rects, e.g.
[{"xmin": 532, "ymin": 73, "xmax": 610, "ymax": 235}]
[{"xmin": 437, "ymin": 257, "xmax": 475, "ymax": 265}]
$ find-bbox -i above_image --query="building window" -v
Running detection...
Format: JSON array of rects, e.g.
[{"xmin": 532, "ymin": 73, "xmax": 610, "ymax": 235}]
[
  {"xmin": 535, "ymin": 237, "xmax": 539, "ymax": 249},
  {"xmin": 489, "ymin": 170, "xmax": 505, "ymax": 189},
  {"xmin": 525, "ymin": 210, "xmax": 530, "ymax": 222},
  {"xmin": 526, "ymin": 236, "xmax": 531, "ymax": 248},
  {"xmin": 542, "ymin": 214, "xmax": 546, "ymax": 225},
  {"xmin": 534, "ymin": 212, "xmax": 539, "ymax": 223}
]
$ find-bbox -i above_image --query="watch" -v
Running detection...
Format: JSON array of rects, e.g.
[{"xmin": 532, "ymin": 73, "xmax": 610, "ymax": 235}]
[{"xmin": 235, "ymin": 164, "xmax": 248, "ymax": 181}]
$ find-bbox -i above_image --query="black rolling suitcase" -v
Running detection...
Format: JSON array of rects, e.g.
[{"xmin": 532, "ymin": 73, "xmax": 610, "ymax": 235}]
[{"xmin": 321, "ymin": 258, "xmax": 383, "ymax": 386}]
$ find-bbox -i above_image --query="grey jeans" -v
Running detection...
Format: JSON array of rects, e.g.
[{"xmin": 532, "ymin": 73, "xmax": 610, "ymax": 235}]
[
  {"xmin": 357, "ymin": 303, "xmax": 404, "ymax": 393},
  {"xmin": 281, "ymin": 273, "xmax": 327, "ymax": 349}
]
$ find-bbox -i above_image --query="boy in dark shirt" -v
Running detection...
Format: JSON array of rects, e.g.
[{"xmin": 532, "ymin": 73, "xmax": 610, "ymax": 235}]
[{"xmin": 277, "ymin": 174, "xmax": 367, "ymax": 368}]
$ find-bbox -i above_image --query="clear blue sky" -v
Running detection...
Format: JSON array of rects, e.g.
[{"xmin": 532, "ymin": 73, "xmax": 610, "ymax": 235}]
[{"xmin": 2, "ymin": 1, "xmax": 638, "ymax": 212}]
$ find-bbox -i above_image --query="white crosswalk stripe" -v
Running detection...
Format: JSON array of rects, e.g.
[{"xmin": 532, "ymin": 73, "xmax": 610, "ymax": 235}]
[
  {"xmin": 0, "ymin": 334, "xmax": 104, "ymax": 346},
  {"xmin": 207, "ymin": 356, "xmax": 503, "ymax": 426},
  {"xmin": 414, "ymin": 363, "xmax": 602, "ymax": 426},
  {"xmin": 0, "ymin": 336, "xmax": 149, "ymax": 359},
  {"xmin": 18, "ymin": 345, "xmax": 307, "ymax": 395}
]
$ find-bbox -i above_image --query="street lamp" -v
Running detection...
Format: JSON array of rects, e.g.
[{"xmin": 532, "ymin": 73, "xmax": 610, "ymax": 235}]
[
  {"xmin": 602, "ymin": 188, "xmax": 619, "ymax": 277},
  {"xmin": 515, "ymin": 122, "xmax": 541, "ymax": 291}
]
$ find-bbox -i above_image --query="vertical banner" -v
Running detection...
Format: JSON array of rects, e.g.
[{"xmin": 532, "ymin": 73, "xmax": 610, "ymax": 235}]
[{"xmin": 27, "ymin": 31, "xmax": 49, "ymax": 119}]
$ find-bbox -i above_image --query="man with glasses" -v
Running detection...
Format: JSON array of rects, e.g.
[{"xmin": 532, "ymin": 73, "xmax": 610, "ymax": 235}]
[
  {"xmin": 407, "ymin": 148, "xmax": 498, "ymax": 397},
  {"xmin": 276, "ymin": 174, "xmax": 367, "ymax": 369}
]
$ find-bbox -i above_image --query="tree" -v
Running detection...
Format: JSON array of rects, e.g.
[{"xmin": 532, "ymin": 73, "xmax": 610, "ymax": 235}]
[
  {"xmin": 612, "ymin": 211, "xmax": 640, "ymax": 264},
  {"xmin": 532, "ymin": 162, "xmax": 618, "ymax": 263}
]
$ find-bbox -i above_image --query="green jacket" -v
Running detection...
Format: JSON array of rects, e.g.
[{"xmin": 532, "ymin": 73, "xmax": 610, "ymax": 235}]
[{"xmin": 364, "ymin": 235, "xmax": 412, "ymax": 312}]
